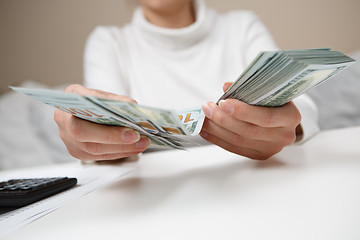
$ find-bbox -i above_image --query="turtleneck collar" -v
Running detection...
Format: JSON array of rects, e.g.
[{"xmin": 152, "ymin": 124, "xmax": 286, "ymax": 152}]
[{"xmin": 131, "ymin": 0, "xmax": 216, "ymax": 50}]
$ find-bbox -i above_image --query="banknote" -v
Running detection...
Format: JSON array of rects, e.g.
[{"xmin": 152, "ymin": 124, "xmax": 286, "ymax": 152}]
[
  {"xmin": 218, "ymin": 48, "xmax": 355, "ymax": 106},
  {"xmin": 88, "ymin": 95, "xmax": 204, "ymax": 148},
  {"xmin": 87, "ymin": 96, "xmax": 204, "ymax": 136},
  {"xmin": 11, "ymin": 48, "xmax": 356, "ymax": 150},
  {"xmin": 10, "ymin": 87, "xmax": 203, "ymax": 150},
  {"xmin": 177, "ymin": 107, "xmax": 204, "ymax": 136}
]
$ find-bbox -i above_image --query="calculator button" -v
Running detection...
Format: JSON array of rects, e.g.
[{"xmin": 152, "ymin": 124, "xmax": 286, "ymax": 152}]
[{"xmin": 0, "ymin": 177, "xmax": 77, "ymax": 207}]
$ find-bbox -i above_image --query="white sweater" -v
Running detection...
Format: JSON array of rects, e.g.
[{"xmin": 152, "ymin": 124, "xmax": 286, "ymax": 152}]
[{"xmin": 84, "ymin": 0, "xmax": 319, "ymax": 142}]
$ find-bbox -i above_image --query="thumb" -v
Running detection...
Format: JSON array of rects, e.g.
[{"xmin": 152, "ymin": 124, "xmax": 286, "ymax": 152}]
[{"xmin": 223, "ymin": 82, "xmax": 233, "ymax": 92}]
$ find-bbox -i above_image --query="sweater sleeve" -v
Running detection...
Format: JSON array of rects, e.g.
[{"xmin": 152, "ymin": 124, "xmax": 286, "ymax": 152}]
[{"xmin": 83, "ymin": 26, "xmax": 130, "ymax": 95}]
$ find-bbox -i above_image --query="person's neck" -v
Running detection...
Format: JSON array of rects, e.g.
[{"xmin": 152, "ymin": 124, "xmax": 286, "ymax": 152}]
[{"xmin": 142, "ymin": 2, "xmax": 195, "ymax": 29}]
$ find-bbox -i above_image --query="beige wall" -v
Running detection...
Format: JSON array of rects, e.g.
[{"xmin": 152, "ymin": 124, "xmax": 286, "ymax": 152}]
[{"xmin": 1, "ymin": 0, "xmax": 359, "ymax": 94}]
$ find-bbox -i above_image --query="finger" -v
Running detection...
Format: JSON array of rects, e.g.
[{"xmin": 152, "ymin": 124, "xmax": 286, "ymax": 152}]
[
  {"xmin": 66, "ymin": 144, "xmax": 145, "ymax": 161},
  {"xmin": 75, "ymin": 137, "xmax": 151, "ymax": 156},
  {"xmin": 56, "ymin": 111, "xmax": 141, "ymax": 144},
  {"xmin": 64, "ymin": 84, "xmax": 137, "ymax": 103},
  {"xmin": 202, "ymin": 104, "xmax": 288, "ymax": 142},
  {"xmin": 199, "ymin": 129, "xmax": 271, "ymax": 160},
  {"xmin": 201, "ymin": 103, "xmax": 297, "ymax": 144},
  {"xmin": 222, "ymin": 82, "xmax": 233, "ymax": 92},
  {"xmin": 201, "ymin": 118, "xmax": 286, "ymax": 151},
  {"xmin": 60, "ymin": 132, "xmax": 150, "ymax": 161},
  {"xmin": 205, "ymin": 100, "xmax": 301, "ymax": 128}
]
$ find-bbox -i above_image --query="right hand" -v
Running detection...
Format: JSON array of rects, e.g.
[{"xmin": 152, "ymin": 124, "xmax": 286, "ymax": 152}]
[{"xmin": 54, "ymin": 84, "xmax": 151, "ymax": 161}]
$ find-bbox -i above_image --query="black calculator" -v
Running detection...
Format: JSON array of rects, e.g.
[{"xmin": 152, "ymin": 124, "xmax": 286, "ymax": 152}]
[{"xmin": 0, "ymin": 177, "xmax": 77, "ymax": 207}]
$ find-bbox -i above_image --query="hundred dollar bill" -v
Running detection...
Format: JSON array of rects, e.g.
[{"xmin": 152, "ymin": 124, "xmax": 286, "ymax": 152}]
[
  {"xmin": 177, "ymin": 107, "xmax": 204, "ymax": 136},
  {"xmin": 87, "ymin": 96, "xmax": 204, "ymax": 136},
  {"xmin": 87, "ymin": 97, "xmax": 163, "ymax": 134},
  {"xmin": 87, "ymin": 96, "xmax": 195, "ymax": 148},
  {"xmin": 218, "ymin": 48, "xmax": 355, "ymax": 106},
  {"xmin": 10, "ymin": 87, "xmax": 186, "ymax": 150},
  {"xmin": 10, "ymin": 87, "xmax": 206, "ymax": 149},
  {"xmin": 252, "ymin": 63, "xmax": 347, "ymax": 106},
  {"xmin": 11, "ymin": 48, "xmax": 355, "ymax": 151}
]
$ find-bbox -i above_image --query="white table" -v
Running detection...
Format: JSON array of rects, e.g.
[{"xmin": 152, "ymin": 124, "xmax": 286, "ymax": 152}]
[{"xmin": 3, "ymin": 127, "xmax": 360, "ymax": 240}]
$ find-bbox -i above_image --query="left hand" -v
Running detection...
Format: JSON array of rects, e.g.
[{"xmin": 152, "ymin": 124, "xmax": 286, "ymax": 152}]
[{"xmin": 200, "ymin": 82, "xmax": 302, "ymax": 160}]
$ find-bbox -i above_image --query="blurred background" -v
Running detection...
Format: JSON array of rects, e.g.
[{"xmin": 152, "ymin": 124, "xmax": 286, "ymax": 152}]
[
  {"xmin": 1, "ymin": 0, "xmax": 360, "ymax": 94},
  {"xmin": 0, "ymin": 0, "xmax": 359, "ymax": 170}
]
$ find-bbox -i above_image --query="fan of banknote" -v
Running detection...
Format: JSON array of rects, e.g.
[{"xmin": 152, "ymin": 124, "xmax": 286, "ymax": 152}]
[
  {"xmin": 10, "ymin": 87, "xmax": 204, "ymax": 150},
  {"xmin": 11, "ymin": 48, "xmax": 355, "ymax": 149}
]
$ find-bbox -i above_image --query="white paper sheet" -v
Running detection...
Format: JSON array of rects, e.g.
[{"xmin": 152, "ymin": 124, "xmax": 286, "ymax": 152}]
[{"xmin": 0, "ymin": 162, "xmax": 133, "ymax": 238}]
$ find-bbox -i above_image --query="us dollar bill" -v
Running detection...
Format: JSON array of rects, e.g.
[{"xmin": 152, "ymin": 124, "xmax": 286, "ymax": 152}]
[
  {"xmin": 218, "ymin": 48, "xmax": 355, "ymax": 106},
  {"xmin": 11, "ymin": 48, "xmax": 355, "ymax": 150},
  {"xmin": 10, "ymin": 87, "xmax": 204, "ymax": 150}
]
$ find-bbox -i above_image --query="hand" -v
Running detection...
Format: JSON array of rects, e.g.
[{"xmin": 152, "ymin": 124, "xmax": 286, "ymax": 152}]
[
  {"xmin": 200, "ymin": 82, "xmax": 302, "ymax": 160},
  {"xmin": 54, "ymin": 84, "xmax": 151, "ymax": 161}
]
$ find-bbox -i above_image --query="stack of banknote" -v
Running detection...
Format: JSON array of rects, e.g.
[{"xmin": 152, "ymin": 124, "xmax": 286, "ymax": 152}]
[
  {"xmin": 218, "ymin": 48, "xmax": 354, "ymax": 106},
  {"xmin": 11, "ymin": 48, "xmax": 355, "ymax": 149}
]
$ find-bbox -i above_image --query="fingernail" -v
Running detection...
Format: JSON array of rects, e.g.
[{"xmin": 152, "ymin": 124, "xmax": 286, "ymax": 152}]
[
  {"xmin": 219, "ymin": 100, "xmax": 234, "ymax": 115},
  {"xmin": 136, "ymin": 137, "xmax": 150, "ymax": 149},
  {"xmin": 202, "ymin": 103, "xmax": 213, "ymax": 118},
  {"xmin": 122, "ymin": 129, "xmax": 140, "ymax": 143}
]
